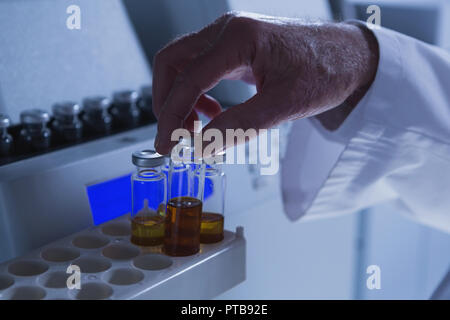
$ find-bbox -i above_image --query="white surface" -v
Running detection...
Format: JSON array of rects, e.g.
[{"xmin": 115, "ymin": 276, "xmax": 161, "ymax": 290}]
[
  {"xmin": 217, "ymin": 170, "xmax": 358, "ymax": 299},
  {"xmin": 359, "ymin": 202, "xmax": 450, "ymax": 299}
]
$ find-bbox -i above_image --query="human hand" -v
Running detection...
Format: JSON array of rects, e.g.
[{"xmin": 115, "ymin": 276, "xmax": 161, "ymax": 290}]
[{"xmin": 152, "ymin": 12, "xmax": 379, "ymax": 154}]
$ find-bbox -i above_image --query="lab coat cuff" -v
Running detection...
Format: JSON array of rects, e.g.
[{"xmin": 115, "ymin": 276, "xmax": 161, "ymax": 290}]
[
  {"xmin": 342, "ymin": 20, "xmax": 404, "ymax": 134},
  {"xmin": 281, "ymin": 23, "xmax": 404, "ymax": 221}
]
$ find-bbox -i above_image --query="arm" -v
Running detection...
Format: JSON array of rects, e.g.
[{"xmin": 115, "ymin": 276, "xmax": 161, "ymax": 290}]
[{"xmin": 282, "ymin": 22, "xmax": 450, "ymax": 233}]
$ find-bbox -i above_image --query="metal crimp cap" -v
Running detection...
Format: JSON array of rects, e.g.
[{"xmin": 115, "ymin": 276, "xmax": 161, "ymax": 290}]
[
  {"xmin": 83, "ymin": 96, "xmax": 111, "ymax": 114},
  {"xmin": 0, "ymin": 114, "xmax": 11, "ymax": 128},
  {"xmin": 52, "ymin": 102, "xmax": 82, "ymax": 118},
  {"xmin": 20, "ymin": 109, "xmax": 50, "ymax": 125},
  {"xmin": 132, "ymin": 149, "xmax": 165, "ymax": 167}
]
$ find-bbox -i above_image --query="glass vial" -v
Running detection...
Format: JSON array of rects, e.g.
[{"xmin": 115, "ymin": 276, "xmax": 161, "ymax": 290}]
[
  {"xmin": 19, "ymin": 109, "xmax": 52, "ymax": 152},
  {"xmin": 110, "ymin": 90, "xmax": 141, "ymax": 129},
  {"xmin": 138, "ymin": 85, "xmax": 156, "ymax": 122},
  {"xmin": 197, "ymin": 159, "xmax": 226, "ymax": 244},
  {"xmin": 52, "ymin": 102, "xmax": 83, "ymax": 143},
  {"xmin": 0, "ymin": 114, "xmax": 13, "ymax": 157},
  {"xmin": 82, "ymin": 96, "xmax": 113, "ymax": 135},
  {"xmin": 163, "ymin": 140, "xmax": 205, "ymax": 256},
  {"xmin": 131, "ymin": 150, "xmax": 167, "ymax": 246}
]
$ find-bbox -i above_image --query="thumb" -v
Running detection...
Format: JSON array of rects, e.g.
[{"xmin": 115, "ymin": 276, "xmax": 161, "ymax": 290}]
[{"xmin": 201, "ymin": 93, "xmax": 279, "ymax": 154}]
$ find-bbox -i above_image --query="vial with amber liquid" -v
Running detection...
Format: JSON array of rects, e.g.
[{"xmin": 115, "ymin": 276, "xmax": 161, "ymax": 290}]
[
  {"xmin": 131, "ymin": 150, "xmax": 167, "ymax": 246},
  {"xmin": 163, "ymin": 140, "xmax": 205, "ymax": 256},
  {"xmin": 197, "ymin": 155, "xmax": 226, "ymax": 244}
]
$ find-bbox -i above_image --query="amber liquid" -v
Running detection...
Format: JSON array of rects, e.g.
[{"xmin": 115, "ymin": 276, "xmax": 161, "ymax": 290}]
[
  {"xmin": 200, "ymin": 212, "xmax": 224, "ymax": 244},
  {"xmin": 163, "ymin": 196, "xmax": 202, "ymax": 256},
  {"xmin": 130, "ymin": 215, "xmax": 165, "ymax": 246}
]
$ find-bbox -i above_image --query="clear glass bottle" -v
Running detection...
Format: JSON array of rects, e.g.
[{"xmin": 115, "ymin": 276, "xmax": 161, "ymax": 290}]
[
  {"xmin": 52, "ymin": 102, "xmax": 83, "ymax": 143},
  {"xmin": 131, "ymin": 150, "xmax": 167, "ymax": 246},
  {"xmin": 0, "ymin": 114, "xmax": 13, "ymax": 157},
  {"xmin": 163, "ymin": 139, "xmax": 205, "ymax": 256},
  {"xmin": 197, "ymin": 157, "xmax": 226, "ymax": 244},
  {"xmin": 82, "ymin": 96, "xmax": 113, "ymax": 135},
  {"xmin": 19, "ymin": 109, "xmax": 52, "ymax": 152},
  {"xmin": 110, "ymin": 90, "xmax": 141, "ymax": 128}
]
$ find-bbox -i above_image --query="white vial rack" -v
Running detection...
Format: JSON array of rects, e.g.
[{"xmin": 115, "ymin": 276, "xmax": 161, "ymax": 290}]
[{"xmin": 0, "ymin": 216, "xmax": 245, "ymax": 300}]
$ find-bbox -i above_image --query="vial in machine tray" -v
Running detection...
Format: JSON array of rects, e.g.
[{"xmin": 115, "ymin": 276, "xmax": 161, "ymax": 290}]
[
  {"xmin": 164, "ymin": 196, "xmax": 203, "ymax": 256},
  {"xmin": 163, "ymin": 140, "xmax": 204, "ymax": 256},
  {"xmin": 200, "ymin": 212, "xmax": 224, "ymax": 244},
  {"xmin": 198, "ymin": 158, "xmax": 226, "ymax": 244}
]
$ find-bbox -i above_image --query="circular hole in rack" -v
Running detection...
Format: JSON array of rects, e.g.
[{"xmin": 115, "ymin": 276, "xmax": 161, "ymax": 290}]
[
  {"xmin": 8, "ymin": 260, "xmax": 49, "ymax": 277},
  {"xmin": 41, "ymin": 247, "xmax": 80, "ymax": 262},
  {"xmin": 102, "ymin": 244, "xmax": 140, "ymax": 260},
  {"xmin": 104, "ymin": 268, "xmax": 144, "ymax": 286},
  {"xmin": 74, "ymin": 282, "xmax": 113, "ymax": 300},
  {"xmin": 38, "ymin": 271, "xmax": 70, "ymax": 289},
  {"xmin": 72, "ymin": 234, "xmax": 110, "ymax": 249},
  {"xmin": 101, "ymin": 221, "xmax": 131, "ymax": 236},
  {"xmin": 5, "ymin": 286, "xmax": 46, "ymax": 300},
  {"xmin": 133, "ymin": 254, "xmax": 173, "ymax": 271},
  {"xmin": 0, "ymin": 274, "xmax": 14, "ymax": 290},
  {"xmin": 72, "ymin": 256, "xmax": 112, "ymax": 273}
]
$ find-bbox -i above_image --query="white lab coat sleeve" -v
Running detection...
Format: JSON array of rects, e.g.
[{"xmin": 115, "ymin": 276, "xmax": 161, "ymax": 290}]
[{"xmin": 281, "ymin": 23, "xmax": 450, "ymax": 233}]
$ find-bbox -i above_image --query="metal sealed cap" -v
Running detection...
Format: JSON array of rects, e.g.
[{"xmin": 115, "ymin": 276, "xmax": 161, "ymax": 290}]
[
  {"xmin": 83, "ymin": 96, "xmax": 111, "ymax": 114},
  {"xmin": 132, "ymin": 149, "xmax": 165, "ymax": 167},
  {"xmin": 113, "ymin": 90, "xmax": 139, "ymax": 104},
  {"xmin": 0, "ymin": 114, "xmax": 11, "ymax": 128},
  {"xmin": 52, "ymin": 102, "xmax": 82, "ymax": 118},
  {"xmin": 20, "ymin": 109, "xmax": 50, "ymax": 125}
]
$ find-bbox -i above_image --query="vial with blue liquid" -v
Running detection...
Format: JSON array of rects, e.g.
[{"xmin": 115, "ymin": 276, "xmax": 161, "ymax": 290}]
[{"xmin": 130, "ymin": 150, "xmax": 167, "ymax": 246}]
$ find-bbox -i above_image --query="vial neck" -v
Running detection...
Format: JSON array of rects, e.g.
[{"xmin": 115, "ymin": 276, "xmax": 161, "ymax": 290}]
[
  {"xmin": 86, "ymin": 110, "xmax": 107, "ymax": 120},
  {"xmin": 55, "ymin": 115, "xmax": 79, "ymax": 125},
  {"xmin": 115, "ymin": 102, "xmax": 137, "ymax": 111},
  {"xmin": 24, "ymin": 123, "xmax": 47, "ymax": 133},
  {"xmin": 136, "ymin": 166, "xmax": 162, "ymax": 176}
]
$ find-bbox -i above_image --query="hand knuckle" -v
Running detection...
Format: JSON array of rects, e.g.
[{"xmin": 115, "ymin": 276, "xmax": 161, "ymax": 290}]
[
  {"xmin": 153, "ymin": 49, "xmax": 167, "ymax": 66},
  {"xmin": 226, "ymin": 15, "xmax": 260, "ymax": 42},
  {"xmin": 221, "ymin": 11, "xmax": 239, "ymax": 22}
]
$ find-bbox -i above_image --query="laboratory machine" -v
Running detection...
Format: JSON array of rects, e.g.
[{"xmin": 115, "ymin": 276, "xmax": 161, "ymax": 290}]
[{"xmin": 0, "ymin": 0, "xmax": 245, "ymax": 300}]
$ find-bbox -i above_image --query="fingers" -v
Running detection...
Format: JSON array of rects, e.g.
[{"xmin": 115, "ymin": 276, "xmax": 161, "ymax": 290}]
[
  {"xmin": 161, "ymin": 95, "xmax": 220, "ymax": 134},
  {"xmin": 201, "ymin": 93, "xmax": 280, "ymax": 151},
  {"xmin": 184, "ymin": 110, "xmax": 199, "ymax": 132},
  {"xmin": 154, "ymin": 32, "xmax": 250, "ymax": 154},
  {"xmin": 152, "ymin": 14, "xmax": 232, "ymax": 119},
  {"xmin": 195, "ymin": 94, "xmax": 222, "ymax": 119},
  {"xmin": 177, "ymin": 95, "xmax": 222, "ymax": 136}
]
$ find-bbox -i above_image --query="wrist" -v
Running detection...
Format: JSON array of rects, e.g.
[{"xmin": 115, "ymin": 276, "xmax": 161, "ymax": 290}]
[
  {"xmin": 315, "ymin": 22, "xmax": 379, "ymax": 131},
  {"xmin": 345, "ymin": 21, "xmax": 380, "ymax": 89}
]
